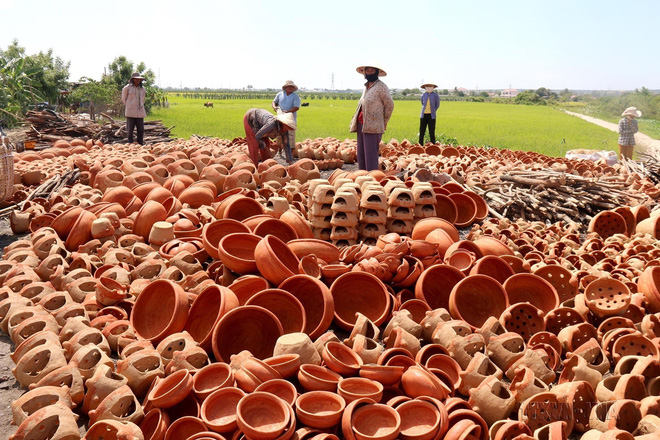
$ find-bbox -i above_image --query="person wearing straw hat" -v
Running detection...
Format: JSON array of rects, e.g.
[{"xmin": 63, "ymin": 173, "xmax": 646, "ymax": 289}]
[
  {"xmin": 419, "ymin": 82, "xmax": 440, "ymax": 145},
  {"xmin": 272, "ymin": 80, "xmax": 301, "ymax": 163},
  {"xmin": 121, "ymin": 72, "xmax": 147, "ymax": 145},
  {"xmin": 618, "ymin": 106, "xmax": 641, "ymax": 160},
  {"xmin": 243, "ymin": 108, "xmax": 297, "ymax": 165},
  {"xmin": 349, "ymin": 62, "xmax": 394, "ymax": 171}
]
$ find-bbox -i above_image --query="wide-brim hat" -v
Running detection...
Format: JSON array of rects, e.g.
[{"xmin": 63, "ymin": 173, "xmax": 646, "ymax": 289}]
[
  {"xmin": 421, "ymin": 82, "xmax": 438, "ymax": 89},
  {"xmin": 282, "ymin": 80, "xmax": 298, "ymax": 91},
  {"xmin": 131, "ymin": 72, "xmax": 145, "ymax": 80},
  {"xmin": 356, "ymin": 62, "xmax": 387, "ymax": 77},
  {"xmin": 276, "ymin": 112, "xmax": 297, "ymax": 130},
  {"xmin": 622, "ymin": 106, "xmax": 642, "ymax": 118}
]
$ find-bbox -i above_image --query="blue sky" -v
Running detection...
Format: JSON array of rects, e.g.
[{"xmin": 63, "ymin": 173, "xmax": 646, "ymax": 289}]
[{"xmin": 2, "ymin": 0, "xmax": 658, "ymax": 91}]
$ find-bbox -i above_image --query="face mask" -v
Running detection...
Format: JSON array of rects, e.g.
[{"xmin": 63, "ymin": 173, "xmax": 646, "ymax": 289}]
[
  {"xmin": 425, "ymin": 87, "xmax": 434, "ymax": 93},
  {"xmin": 364, "ymin": 69, "xmax": 379, "ymax": 82}
]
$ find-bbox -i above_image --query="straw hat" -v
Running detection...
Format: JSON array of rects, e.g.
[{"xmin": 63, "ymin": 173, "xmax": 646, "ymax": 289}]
[
  {"xmin": 622, "ymin": 107, "xmax": 642, "ymax": 118},
  {"xmin": 276, "ymin": 112, "xmax": 297, "ymax": 130},
  {"xmin": 356, "ymin": 62, "xmax": 387, "ymax": 77},
  {"xmin": 130, "ymin": 72, "xmax": 145, "ymax": 80},
  {"xmin": 282, "ymin": 80, "xmax": 298, "ymax": 91},
  {"xmin": 421, "ymin": 82, "xmax": 438, "ymax": 89}
]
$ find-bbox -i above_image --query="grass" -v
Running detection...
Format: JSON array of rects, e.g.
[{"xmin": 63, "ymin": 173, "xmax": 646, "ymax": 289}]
[
  {"xmin": 555, "ymin": 103, "xmax": 660, "ymax": 140},
  {"xmin": 150, "ymin": 95, "xmax": 621, "ymax": 157}
]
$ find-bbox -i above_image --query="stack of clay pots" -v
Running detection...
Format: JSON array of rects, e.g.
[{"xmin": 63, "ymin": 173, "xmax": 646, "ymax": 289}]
[
  {"xmin": 308, "ymin": 179, "xmax": 334, "ymax": 241},
  {"xmin": 330, "ymin": 184, "xmax": 360, "ymax": 248},
  {"xmin": 358, "ymin": 178, "xmax": 388, "ymax": 246},
  {"xmin": 412, "ymin": 181, "xmax": 438, "ymax": 222},
  {"xmin": 384, "ymin": 180, "xmax": 415, "ymax": 235}
]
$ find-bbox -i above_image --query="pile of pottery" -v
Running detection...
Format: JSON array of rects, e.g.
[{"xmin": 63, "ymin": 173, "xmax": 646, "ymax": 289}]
[{"xmin": 294, "ymin": 138, "xmax": 357, "ymax": 164}]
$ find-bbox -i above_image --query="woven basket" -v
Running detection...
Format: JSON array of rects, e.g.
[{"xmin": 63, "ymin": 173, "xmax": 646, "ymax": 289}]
[{"xmin": 0, "ymin": 136, "xmax": 14, "ymax": 203}]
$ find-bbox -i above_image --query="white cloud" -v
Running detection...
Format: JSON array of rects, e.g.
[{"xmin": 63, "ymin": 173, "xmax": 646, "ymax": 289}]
[{"xmin": 0, "ymin": 0, "xmax": 15, "ymax": 10}]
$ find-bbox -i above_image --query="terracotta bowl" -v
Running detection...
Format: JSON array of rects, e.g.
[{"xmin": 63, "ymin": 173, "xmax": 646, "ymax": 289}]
[
  {"xmin": 185, "ymin": 284, "xmax": 239, "ymax": 351},
  {"xmin": 254, "ymin": 379, "xmax": 298, "ymax": 407},
  {"xmin": 469, "ymin": 255, "xmax": 515, "ymax": 285},
  {"xmin": 351, "ymin": 403, "xmax": 401, "ymax": 440},
  {"xmin": 193, "ymin": 362, "xmax": 234, "ymax": 400},
  {"xmin": 236, "ymin": 392, "xmax": 291, "ymax": 440},
  {"xmin": 359, "ymin": 364, "xmax": 405, "ymax": 387},
  {"xmin": 297, "ymin": 364, "xmax": 343, "ymax": 392},
  {"xmin": 338, "ymin": 377, "xmax": 384, "ymax": 404},
  {"xmin": 296, "ymin": 391, "xmax": 346, "ymax": 429},
  {"xmin": 395, "ymin": 399, "xmax": 441, "ymax": 440},
  {"xmin": 279, "ymin": 275, "xmax": 335, "ymax": 340},
  {"xmin": 218, "ymin": 233, "xmax": 262, "ymax": 274},
  {"xmin": 322, "ymin": 341, "xmax": 363, "ymax": 376},
  {"xmin": 263, "ymin": 354, "xmax": 302, "ymax": 379},
  {"xmin": 130, "ymin": 279, "xmax": 189, "ymax": 343},
  {"xmin": 254, "ymin": 235, "xmax": 301, "ymax": 286},
  {"xmin": 415, "ymin": 265, "xmax": 465, "ymax": 310},
  {"xmin": 211, "ymin": 305, "xmax": 283, "ymax": 362},
  {"xmin": 288, "ymin": 239, "xmax": 341, "ymax": 264},
  {"xmin": 245, "ymin": 289, "xmax": 306, "ymax": 334},
  {"xmin": 253, "ymin": 218, "xmax": 298, "ymax": 243},
  {"xmin": 216, "ymin": 195, "xmax": 264, "ymax": 221},
  {"xmin": 202, "ymin": 219, "xmax": 250, "ymax": 260},
  {"xmin": 200, "ymin": 386, "xmax": 246, "ymax": 433},
  {"xmin": 503, "ymin": 273, "xmax": 559, "ymax": 314},
  {"xmin": 146, "ymin": 369, "xmax": 194, "ymax": 409},
  {"xmin": 449, "ymin": 275, "xmax": 509, "ymax": 330},
  {"xmin": 228, "ymin": 275, "xmax": 270, "ymax": 305},
  {"xmin": 133, "ymin": 200, "xmax": 168, "ymax": 241},
  {"xmin": 330, "ymin": 272, "xmax": 391, "ymax": 331}
]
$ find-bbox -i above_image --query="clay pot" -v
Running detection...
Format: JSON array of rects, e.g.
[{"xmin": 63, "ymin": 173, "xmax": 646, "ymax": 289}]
[
  {"xmin": 469, "ymin": 255, "xmax": 515, "ymax": 285},
  {"xmin": 534, "ymin": 265, "xmax": 578, "ymax": 303},
  {"xmin": 254, "ymin": 235, "xmax": 301, "ymax": 286},
  {"xmin": 503, "ymin": 273, "xmax": 560, "ymax": 314},
  {"xmin": 9, "ymin": 402, "xmax": 80, "ymax": 440},
  {"xmin": 236, "ymin": 391, "xmax": 291, "ymax": 440},
  {"xmin": 216, "ymin": 195, "xmax": 264, "ymax": 221},
  {"xmin": 288, "ymin": 239, "xmax": 341, "ymax": 264},
  {"xmin": 218, "ymin": 233, "xmax": 261, "ymax": 274},
  {"xmin": 202, "ymin": 219, "xmax": 250, "ymax": 260},
  {"xmin": 330, "ymin": 272, "xmax": 391, "ymax": 331},
  {"xmin": 86, "ymin": 420, "xmax": 146, "ymax": 440},
  {"xmin": 401, "ymin": 364, "xmax": 451, "ymax": 401},
  {"xmin": 246, "ymin": 289, "xmax": 306, "ymax": 334},
  {"xmin": 65, "ymin": 209, "xmax": 97, "ymax": 252},
  {"xmin": 130, "ymin": 279, "xmax": 189, "ymax": 343},
  {"xmin": 145, "ymin": 368, "xmax": 194, "ymax": 410},
  {"xmin": 296, "ymin": 391, "xmax": 346, "ymax": 429},
  {"xmin": 88, "ymin": 385, "xmax": 144, "ymax": 425},
  {"xmin": 133, "ymin": 200, "xmax": 168, "ymax": 241},
  {"xmin": 185, "ymin": 284, "xmax": 239, "ymax": 351},
  {"xmin": 279, "ymin": 275, "xmax": 335, "ymax": 339},
  {"xmin": 395, "ymin": 399, "xmax": 442, "ymax": 440},
  {"xmin": 280, "ymin": 210, "xmax": 314, "ymax": 239},
  {"xmin": 338, "ymin": 377, "xmax": 384, "ymax": 403},
  {"xmin": 415, "ymin": 265, "xmax": 465, "ymax": 310},
  {"xmin": 229, "ymin": 275, "xmax": 270, "ymax": 305},
  {"xmin": 449, "ymin": 275, "xmax": 509, "ymax": 330},
  {"xmin": 263, "ymin": 354, "xmax": 302, "ymax": 379},
  {"xmin": 298, "ymin": 364, "xmax": 343, "ymax": 392},
  {"xmin": 139, "ymin": 408, "xmax": 171, "ymax": 440},
  {"xmin": 253, "ymin": 218, "xmax": 299, "ymax": 243},
  {"xmin": 322, "ymin": 341, "xmax": 363, "ymax": 376},
  {"xmin": 636, "ymin": 266, "xmax": 660, "ymax": 313},
  {"xmin": 584, "ymin": 277, "xmax": 631, "ymax": 318},
  {"xmin": 200, "ymin": 387, "xmax": 246, "ymax": 433},
  {"xmin": 212, "ymin": 305, "xmax": 283, "ymax": 362},
  {"xmin": 351, "ymin": 402, "xmax": 401, "ymax": 440}
]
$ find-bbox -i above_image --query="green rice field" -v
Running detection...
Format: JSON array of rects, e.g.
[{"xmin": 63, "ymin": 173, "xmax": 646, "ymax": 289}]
[{"xmin": 150, "ymin": 95, "xmax": 620, "ymax": 157}]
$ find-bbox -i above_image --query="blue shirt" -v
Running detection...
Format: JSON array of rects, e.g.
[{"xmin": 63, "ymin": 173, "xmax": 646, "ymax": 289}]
[
  {"xmin": 273, "ymin": 91, "xmax": 301, "ymax": 121},
  {"xmin": 420, "ymin": 92, "xmax": 440, "ymax": 119}
]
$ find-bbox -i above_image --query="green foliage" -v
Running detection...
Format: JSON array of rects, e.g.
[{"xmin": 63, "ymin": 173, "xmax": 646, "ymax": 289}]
[
  {"xmin": 150, "ymin": 96, "xmax": 619, "ymax": 157},
  {"xmin": 515, "ymin": 90, "xmax": 547, "ymax": 106}
]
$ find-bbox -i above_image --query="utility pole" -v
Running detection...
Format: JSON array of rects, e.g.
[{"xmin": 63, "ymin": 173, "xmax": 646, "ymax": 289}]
[{"xmin": 331, "ymin": 73, "xmax": 335, "ymax": 92}]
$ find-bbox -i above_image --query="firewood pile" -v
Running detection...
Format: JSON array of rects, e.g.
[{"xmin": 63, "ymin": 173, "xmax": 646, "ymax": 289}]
[{"xmin": 22, "ymin": 110, "xmax": 174, "ymax": 147}]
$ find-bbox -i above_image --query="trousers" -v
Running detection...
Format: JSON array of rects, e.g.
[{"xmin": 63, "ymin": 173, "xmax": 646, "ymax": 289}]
[
  {"xmin": 244, "ymin": 113, "xmax": 272, "ymax": 165},
  {"xmin": 419, "ymin": 114, "xmax": 436, "ymax": 145},
  {"xmin": 356, "ymin": 123, "xmax": 381, "ymax": 171},
  {"xmin": 126, "ymin": 117, "xmax": 144, "ymax": 145}
]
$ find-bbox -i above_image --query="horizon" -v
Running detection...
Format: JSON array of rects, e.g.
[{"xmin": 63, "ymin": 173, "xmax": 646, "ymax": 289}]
[{"xmin": 2, "ymin": 0, "xmax": 659, "ymax": 91}]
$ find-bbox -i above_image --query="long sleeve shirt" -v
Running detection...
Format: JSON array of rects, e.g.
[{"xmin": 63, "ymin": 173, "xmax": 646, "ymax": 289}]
[
  {"xmin": 420, "ymin": 92, "xmax": 440, "ymax": 118},
  {"xmin": 121, "ymin": 84, "xmax": 147, "ymax": 118},
  {"xmin": 246, "ymin": 108, "xmax": 287, "ymax": 150},
  {"xmin": 618, "ymin": 117, "xmax": 638, "ymax": 146}
]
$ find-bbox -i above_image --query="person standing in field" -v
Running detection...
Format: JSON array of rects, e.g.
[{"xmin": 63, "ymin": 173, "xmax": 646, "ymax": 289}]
[
  {"xmin": 272, "ymin": 80, "xmax": 301, "ymax": 164},
  {"xmin": 121, "ymin": 72, "xmax": 147, "ymax": 145},
  {"xmin": 419, "ymin": 82, "xmax": 440, "ymax": 145},
  {"xmin": 243, "ymin": 108, "xmax": 297, "ymax": 165},
  {"xmin": 618, "ymin": 106, "xmax": 641, "ymax": 160},
  {"xmin": 350, "ymin": 63, "xmax": 394, "ymax": 171}
]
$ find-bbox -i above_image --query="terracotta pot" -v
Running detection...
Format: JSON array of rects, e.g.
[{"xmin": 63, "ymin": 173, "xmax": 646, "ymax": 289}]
[
  {"xmin": 254, "ymin": 235, "xmax": 301, "ymax": 286},
  {"xmin": 218, "ymin": 232, "xmax": 261, "ymax": 274},
  {"xmin": 179, "ymin": 186, "xmax": 215, "ymax": 208},
  {"xmin": 236, "ymin": 391, "xmax": 291, "ymax": 440},
  {"xmin": 253, "ymin": 218, "xmax": 299, "ymax": 243},
  {"xmin": 246, "ymin": 289, "xmax": 306, "ymax": 334},
  {"xmin": 200, "ymin": 387, "xmax": 246, "ymax": 433},
  {"xmin": 351, "ymin": 403, "xmax": 401, "ymax": 440},
  {"xmin": 254, "ymin": 378, "xmax": 298, "ymax": 408},
  {"xmin": 584, "ymin": 277, "xmax": 631, "ymax": 319},
  {"xmin": 322, "ymin": 341, "xmax": 363, "ymax": 376},
  {"xmin": 9, "ymin": 402, "xmax": 80, "ymax": 440},
  {"xmin": 263, "ymin": 354, "xmax": 302, "ymax": 379},
  {"xmin": 163, "ymin": 416, "xmax": 208, "ymax": 440},
  {"xmin": 359, "ymin": 365, "xmax": 404, "ymax": 387},
  {"xmin": 212, "ymin": 305, "xmax": 283, "ymax": 362},
  {"xmin": 216, "ymin": 195, "xmax": 264, "ymax": 221},
  {"xmin": 280, "ymin": 209, "xmax": 314, "ymax": 239},
  {"xmin": 636, "ymin": 266, "xmax": 660, "ymax": 313},
  {"xmin": 131, "ymin": 279, "xmax": 189, "ymax": 343},
  {"xmin": 401, "ymin": 365, "xmax": 451, "ymax": 401},
  {"xmin": 411, "ymin": 217, "xmax": 460, "ymax": 242},
  {"xmin": 415, "ymin": 264, "xmax": 465, "ymax": 310},
  {"xmin": 338, "ymin": 377, "xmax": 384, "ymax": 404},
  {"xmin": 64, "ymin": 209, "xmax": 97, "ymax": 252},
  {"xmin": 588, "ymin": 210, "xmax": 628, "ymax": 238},
  {"xmin": 534, "ymin": 265, "xmax": 578, "ymax": 303},
  {"xmin": 469, "ymin": 255, "xmax": 515, "ymax": 284},
  {"xmin": 288, "ymin": 239, "xmax": 341, "ymax": 264},
  {"xmin": 144, "ymin": 369, "xmax": 193, "ymax": 411},
  {"xmin": 185, "ymin": 284, "xmax": 239, "ymax": 351},
  {"xmin": 503, "ymin": 273, "xmax": 559, "ymax": 314},
  {"xmin": 279, "ymin": 274, "xmax": 334, "ymax": 339},
  {"xmin": 133, "ymin": 200, "xmax": 168, "ymax": 241},
  {"xmin": 296, "ymin": 391, "xmax": 346, "ymax": 429},
  {"xmin": 229, "ymin": 275, "xmax": 270, "ymax": 305},
  {"xmin": 330, "ymin": 271, "xmax": 391, "ymax": 331},
  {"xmin": 139, "ymin": 408, "xmax": 170, "ymax": 440},
  {"xmin": 86, "ymin": 420, "xmax": 146, "ymax": 440},
  {"xmin": 298, "ymin": 364, "xmax": 343, "ymax": 392},
  {"xmin": 88, "ymin": 384, "xmax": 144, "ymax": 425},
  {"xmin": 449, "ymin": 275, "xmax": 509, "ymax": 330},
  {"xmin": 202, "ymin": 219, "xmax": 250, "ymax": 260}
]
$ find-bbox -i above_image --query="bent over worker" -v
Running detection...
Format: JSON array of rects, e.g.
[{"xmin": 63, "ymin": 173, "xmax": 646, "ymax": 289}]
[{"xmin": 243, "ymin": 108, "xmax": 296, "ymax": 165}]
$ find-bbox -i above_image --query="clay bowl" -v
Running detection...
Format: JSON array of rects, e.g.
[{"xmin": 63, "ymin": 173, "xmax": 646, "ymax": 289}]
[
  {"xmin": 296, "ymin": 391, "xmax": 346, "ymax": 429},
  {"xmin": 193, "ymin": 362, "xmax": 235, "ymax": 400},
  {"xmin": 447, "ymin": 193, "xmax": 477, "ymax": 228},
  {"xmin": 133, "ymin": 200, "xmax": 168, "ymax": 241},
  {"xmin": 245, "ymin": 289, "xmax": 306, "ymax": 334},
  {"xmin": 131, "ymin": 279, "xmax": 189, "ymax": 343},
  {"xmin": 398, "ymin": 299, "xmax": 432, "ymax": 324},
  {"xmin": 202, "ymin": 219, "xmax": 251, "ymax": 260},
  {"xmin": 159, "ymin": 237, "xmax": 208, "ymax": 263},
  {"xmin": 185, "ymin": 284, "xmax": 239, "ymax": 351},
  {"xmin": 503, "ymin": 273, "xmax": 560, "ymax": 314},
  {"xmin": 449, "ymin": 274, "xmax": 509, "ymax": 330},
  {"xmin": 411, "ymin": 217, "xmax": 460, "ymax": 242},
  {"xmin": 229, "ymin": 275, "xmax": 270, "ymax": 305},
  {"xmin": 395, "ymin": 399, "xmax": 441, "ymax": 440},
  {"xmin": 200, "ymin": 386, "xmax": 246, "ymax": 433},
  {"xmin": 236, "ymin": 391, "xmax": 291, "ymax": 440},
  {"xmin": 322, "ymin": 341, "xmax": 363, "ymax": 376},
  {"xmin": 330, "ymin": 272, "xmax": 391, "ymax": 331},
  {"xmin": 584, "ymin": 277, "xmax": 631, "ymax": 318},
  {"xmin": 288, "ymin": 239, "xmax": 341, "ymax": 264},
  {"xmin": 64, "ymin": 210, "xmax": 97, "ymax": 252},
  {"xmin": 253, "ymin": 218, "xmax": 298, "ymax": 243},
  {"xmin": 263, "ymin": 354, "xmax": 302, "ymax": 379},
  {"xmin": 211, "ymin": 305, "xmax": 283, "ymax": 362},
  {"xmin": 297, "ymin": 364, "xmax": 343, "ymax": 392},
  {"xmin": 146, "ymin": 368, "xmax": 194, "ymax": 409},
  {"xmin": 139, "ymin": 409, "xmax": 170, "ymax": 440},
  {"xmin": 255, "ymin": 379, "xmax": 298, "ymax": 407},
  {"xmin": 338, "ymin": 377, "xmax": 384, "ymax": 403},
  {"xmin": 415, "ymin": 264, "xmax": 465, "ymax": 310},
  {"xmin": 254, "ymin": 235, "xmax": 301, "ymax": 286},
  {"xmin": 218, "ymin": 233, "xmax": 262, "ymax": 274},
  {"xmin": 359, "ymin": 365, "xmax": 405, "ymax": 387},
  {"xmin": 472, "ymin": 236, "xmax": 514, "ymax": 257},
  {"xmin": 469, "ymin": 255, "xmax": 515, "ymax": 285},
  {"xmin": 351, "ymin": 403, "xmax": 401, "ymax": 440},
  {"xmin": 279, "ymin": 275, "xmax": 334, "ymax": 340},
  {"xmin": 216, "ymin": 195, "xmax": 264, "ymax": 221}
]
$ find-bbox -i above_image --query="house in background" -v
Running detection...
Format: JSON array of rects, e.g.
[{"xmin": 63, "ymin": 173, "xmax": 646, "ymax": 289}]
[
  {"xmin": 457, "ymin": 87, "xmax": 470, "ymax": 96},
  {"xmin": 500, "ymin": 88, "xmax": 519, "ymax": 98}
]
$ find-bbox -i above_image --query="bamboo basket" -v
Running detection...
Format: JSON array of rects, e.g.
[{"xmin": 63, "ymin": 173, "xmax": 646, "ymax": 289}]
[{"xmin": 0, "ymin": 133, "xmax": 14, "ymax": 203}]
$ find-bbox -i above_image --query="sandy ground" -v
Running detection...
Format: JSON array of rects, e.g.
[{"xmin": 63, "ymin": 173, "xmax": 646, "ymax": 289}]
[{"xmin": 564, "ymin": 110, "xmax": 660, "ymax": 154}]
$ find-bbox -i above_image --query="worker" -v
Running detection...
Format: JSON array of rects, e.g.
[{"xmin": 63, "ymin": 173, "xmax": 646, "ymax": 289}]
[
  {"xmin": 243, "ymin": 109, "xmax": 296, "ymax": 165},
  {"xmin": 272, "ymin": 80, "xmax": 301, "ymax": 163},
  {"xmin": 121, "ymin": 72, "xmax": 147, "ymax": 145}
]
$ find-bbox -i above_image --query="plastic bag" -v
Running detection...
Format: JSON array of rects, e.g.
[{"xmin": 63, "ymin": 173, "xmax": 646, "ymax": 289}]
[{"xmin": 565, "ymin": 149, "xmax": 618, "ymax": 165}]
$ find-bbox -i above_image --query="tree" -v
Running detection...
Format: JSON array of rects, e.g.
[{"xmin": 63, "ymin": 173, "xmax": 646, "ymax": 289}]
[
  {"xmin": 479, "ymin": 91, "xmax": 489, "ymax": 98},
  {"xmin": 515, "ymin": 90, "xmax": 545, "ymax": 105}
]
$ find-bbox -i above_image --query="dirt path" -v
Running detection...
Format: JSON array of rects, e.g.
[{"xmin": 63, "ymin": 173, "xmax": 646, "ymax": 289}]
[{"xmin": 564, "ymin": 110, "xmax": 660, "ymax": 154}]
